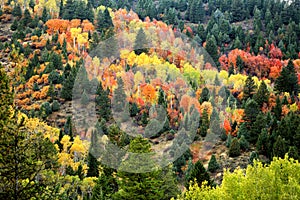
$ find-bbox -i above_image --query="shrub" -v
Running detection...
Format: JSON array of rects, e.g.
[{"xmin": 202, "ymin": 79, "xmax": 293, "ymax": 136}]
[{"xmin": 51, "ymin": 100, "xmax": 60, "ymax": 112}]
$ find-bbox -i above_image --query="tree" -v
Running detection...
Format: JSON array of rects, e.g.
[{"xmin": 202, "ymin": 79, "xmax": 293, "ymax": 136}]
[
  {"xmin": 113, "ymin": 135, "xmax": 164, "ymax": 200},
  {"xmin": 273, "ymin": 135, "xmax": 287, "ymax": 158},
  {"xmin": 12, "ymin": 4, "xmax": 22, "ymax": 18},
  {"xmin": 186, "ymin": 160, "xmax": 211, "ymax": 187},
  {"xmin": 208, "ymin": 154, "xmax": 220, "ymax": 173},
  {"xmin": 23, "ymin": 9, "xmax": 32, "ymax": 26},
  {"xmin": 254, "ymin": 80, "xmax": 269, "ymax": 107},
  {"xmin": 177, "ymin": 155, "xmax": 300, "ymax": 199},
  {"xmin": 273, "ymin": 96, "xmax": 282, "ymax": 120},
  {"xmin": 205, "ymin": 35, "xmax": 219, "ymax": 65},
  {"xmin": 95, "ymin": 81, "xmax": 111, "ymax": 121},
  {"xmin": 64, "ymin": 116, "xmax": 74, "ymax": 141},
  {"xmin": 86, "ymin": 152, "xmax": 99, "ymax": 177},
  {"xmin": 134, "ymin": 28, "xmax": 149, "ymax": 55},
  {"xmin": 256, "ymin": 129, "xmax": 270, "ymax": 156},
  {"xmin": 0, "ymin": 66, "xmax": 60, "ymax": 199},
  {"xmin": 243, "ymin": 99, "xmax": 259, "ymax": 128},
  {"xmin": 61, "ymin": 67, "xmax": 76, "ymax": 101},
  {"xmin": 243, "ymin": 75, "xmax": 257, "ymax": 101},
  {"xmin": 199, "ymin": 87, "xmax": 210, "ymax": 103},
  {"xmin": 62, "ymin": 0, "xmax": 75, "ymax": 20},
  {"xmin": 97, "ymin": 8, "xmax": 114, "ymax": 33},
  {"xmin": 91, "ymin": 166, "xmax": 117, "ymax": 200},
  {"xmin": 275, "ymin": 60, "xmax": 299, "ymax": 96},
  {"xmin": 228, "ymin": 137, "xmax": 240, "ymax": 157},
  {"xmin": 198, "ymin": 108, "xmax": 209, "ymax": 138}
]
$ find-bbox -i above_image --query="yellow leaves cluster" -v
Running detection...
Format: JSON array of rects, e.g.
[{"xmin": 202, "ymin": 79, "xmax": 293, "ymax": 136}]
[
  {"xmin": 58, "ymin": 135, "xmax": 89, "ymax": 174},
  {"xmin": 16, "ymin": 112, "xmax": 60, "ymax": 142}
]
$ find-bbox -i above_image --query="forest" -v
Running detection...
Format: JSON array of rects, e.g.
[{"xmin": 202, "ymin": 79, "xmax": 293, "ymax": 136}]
[{"xmin": 0, "ymin": 0, "xmax": 300, "ymax": 199}]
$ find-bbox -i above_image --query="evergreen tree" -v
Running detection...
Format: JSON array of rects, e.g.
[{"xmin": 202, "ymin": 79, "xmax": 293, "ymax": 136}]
[
  {"xmin": 64, "ymin": 116, "xmax": 74, "ymax": 141},
  {"xmin": 61, "ymin": 67, "xmax": 76, "ymax": 100},
  {"xmin": 273, "ymin": 135, "xmax": 287, "ymax": 158},
  {"xmin": 273, "ymin": 96, "xmax": 282, "ymax": 121},
  {"xmin": 12, "ymin": 4, "xmax": 22, "ymax": 18},
  {"xmin": 23, "ymin": 9, "xmax": 32, "ymax": 26},
  {"xmin": 91, "ymin": 166, "xmax": 117, "ymax": 200},
  {"xmin": 86, "ymin": 152, "xmax": 99, "ymax": 177},
  {"xmin": 256, "ymin": 129, "xmax": 270, "ymax": 156},
  {"xmin": 254, "ymin": 80, "xmax": 269, "ymax": 107},
  {"xmin": 80, "ymin": 89, "xmax": 89, "ymax": 105},
  {"xmin": 95, "ymin": 81, "xmax": 111, "ymax": 121},
  {"xmin": 229, "ymin": 137, "xmax": 241, "ymax": 157},
  {"xmin": 41, "ymin": 7, "xmax": 49, "ymax": 23},
  {"xmin": 0, "ymin": 66, "xmax": 59, "ymax": 199},
  {"xmin": 199, "ymin": 108, "xmax": 209, "ymax": 137},
  {"xmin": 186, "ymin": 160, "xmax": 211, "ymax": 187},
  {"xmin": 208, "ymin": 154, "xmax": 220, "ymax": 172},
  {"xmin": 199, "ymin": 87, "xmax": 210, "ymax": 103},
  {"xmin": 113, "ymin": 135, "xmax": 164, "ymax": 200},
  {"xmin": 275, "ymin": 60, "xmax": 299, "ymax": 96},
  {"xmin": 239, "ymin": 135, "xmax": 249, "ymax": 151},
  {"xmin": 133, "ymin": 28, "xmax": 149, "ymax": 55},
  {"xmin": 205, "ymin": 35, "xmax": 219, "ymax": 65},
  {"xmin": 243, "ymin": 75, "xmax": 257, "ymax": 101},
  {"xmin": 97, "ymin": 8, "xmax": 114, "ymax": 33},
  {"xmin": 62, "ymin": 0, "xmax": 75, "ymax": 20}
]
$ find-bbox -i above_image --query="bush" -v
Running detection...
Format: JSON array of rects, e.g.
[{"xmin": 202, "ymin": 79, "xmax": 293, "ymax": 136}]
[
  {"xmin": 249, "ymin": 151, "xmax": 259, "ymax": 165},
  {"xmin": 228, "ymin": 138, "xmax": 240, "ymax": 157}
]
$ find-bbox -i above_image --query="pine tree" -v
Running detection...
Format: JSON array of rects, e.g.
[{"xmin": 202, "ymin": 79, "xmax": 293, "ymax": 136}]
[
  {"xmin": 199, "ymin": 87, "xmax": 210, "ymax": 103},
  {"xmin": 208, "ymin": 154, "xmax": 220, "ymax": 172},
  {"xmin": 229, "ymin": 137, "xmax": 241, "ymax": 157},
  {"xmin": 275, "ymin": 60, "xmax": 299, "ymax": 96},
  {"xmin": 113, "ymin": 135, "xmax": 164, "ymax": 200},
  {"xmin": 64, "ymin": 116, "xmax": 74, "ymax": 141},
  {"xmin": 256, "ymin": 129, "xmax": 270, "ymax": 156},
  {"xmin": 272, "ymin": 135, "xmax": 287, "ymax": 158},
  {"xmin": 95, "ymin": 81, "xmax": 111, "ymax": 121},
  {"xmin": 12, "ymin": 4, "xmax": 22, "ymax": 18},
  {"xmin": 86, "ymin": 152, "xmax": 99, "ymax": 177},
  {"xmin": 91, "ymin": 166, "xmax": 117, "ymax": 200},
  {"xmin": 186, "ymin": 160, "xmax": 211, "ymax": 187},
  {"xmin": 199, "ymin": 108, "xmax": 209, "ymax": 137},
  {"xmin": 134, "ymin": 28, "xmax": 149, "ymax": 55},
  {"xmin": 254, "ymin": 80, "xmax": 269, "ymax": 107},
  {"xmin": 62, "ymin": 0, "xmax": 75, "ymax": 20},
  {"xmin": 0, "ymin": 66, "xmax": 59, "ymax": 199},
  {"xmin": 23, "ymin": 9, "xmax": 32, "ymax": 26},
  {"xmin": 205, "ymin": 35, "xmax": 219, "ymax": 65},
  {"xmin": 273, "ymin": 96, "xmax": 282, "ymax": 121},
  {"xmin": 243, "ymin": 75, "xmax": 257, "ymax": 101}
]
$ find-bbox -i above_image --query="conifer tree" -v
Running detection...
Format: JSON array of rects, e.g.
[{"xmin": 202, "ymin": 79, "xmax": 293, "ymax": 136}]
[
  {"xmin": 275, "ymin": 60, "xmax": 299, "ymax": 96},
  {"xmin": 186, "ymin": 160, "xmax": 211, "ymax": 187},
  {"xmin": 229, "ymin": 137, "xmax": 241, "ymax": 157},
  {"xmin": 254, "ymin": 80, "xmax": 269, "ymax": 107},
  {"xmin": 113, "ymin": 135, "xmax": 164, "ymax": 200},
  {"xmin": 243, "ymin": 75, "xmax": 257, "ymax": 101},
  {"xmin": 205, "ymin": 35, "xmax": 219, "ymax": 65},
  {"xmin": 199, "ymin": 87, "xmax": 210, "ymax": 103},
  {"xmin": 95, "ymin": 81, "xmax": 111, "ymax": 121},
  {"xmin": 134, "ymin": 28, "xmax": 149, "ymax": 55},
  {"xmin": 208, "ymin": 154, "xmax": 220, "ymax": 172}
]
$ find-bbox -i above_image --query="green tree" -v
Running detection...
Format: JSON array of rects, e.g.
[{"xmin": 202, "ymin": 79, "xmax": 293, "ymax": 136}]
[
  {"xmin": 205, "ymin": 35, "xmax": 219, "ymax": 65},
  {"xmin": 64, "ymin": 116, "xmax": 74, "ymax": 141},
  {"xmin": 91, "ymin": 166, "xmax": 117, "ymax": 200},
  {"xmin": 243, "ymin": 75, "xmax": 257, "ymax": 101},
  {"xmin": 186, "ymin": 160, "xmax": 211, "ymax": 188},
  {"xmin": 199, "ymin": 108, "xmax": 209, "ymax": 137},
  {"xmin": 0, "ymin": 66, "xmax": 59, "ymax": 199},
  {"xmin": 133, "ymin": 28, "xmax": 149, "ymax": 55},
  {"xmin": 208, "ymin": 154, "xmax": 220, "ymax": 173},
  {"xmin": 273, "ymin": 135, "xmax": 287, "ymax": 158},
  {"xmin": 199, "ymin": 87, "xmax": 210, "ymax": 103},
  {"xmin": 273, "ymin": 96, "xmax": 282, "ymax": 120},
  {"xmin": 228, "ymin": 137, "xmax": 240, "ymax": 157},
  {"xmin": 86, "ymin": 152, "xmax": 99, "ymax": 177},
  {"xmin": 254, "ymin": 80, "xmax": 269, "ymax": 107},
  {"xmin": 113, "ymin": 135, "xmax": 164, "ymax": 200},
  {"xmin": 95, "ymin": 81, "xmax": 111, "ymax": 121},
  {"xmin": 275, "ymin": 60, "xmax": 299, "ymax": 96}
]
